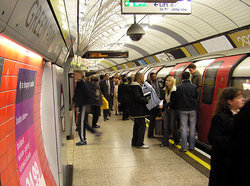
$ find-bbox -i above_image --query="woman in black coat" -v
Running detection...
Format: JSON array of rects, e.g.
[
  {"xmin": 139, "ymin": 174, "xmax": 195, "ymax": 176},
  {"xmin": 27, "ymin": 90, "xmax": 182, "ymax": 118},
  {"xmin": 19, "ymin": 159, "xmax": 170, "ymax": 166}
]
[
  {"xmin": 208, "ymin": 87, "xmax": 245, "ymax": 186},
  {"xmin": 160, "ymin": 75, "xmax": 179, "ymax": 147},
  {"xmin": 224, "ymin": 100, "xmax": 250, "ymax": 185}
]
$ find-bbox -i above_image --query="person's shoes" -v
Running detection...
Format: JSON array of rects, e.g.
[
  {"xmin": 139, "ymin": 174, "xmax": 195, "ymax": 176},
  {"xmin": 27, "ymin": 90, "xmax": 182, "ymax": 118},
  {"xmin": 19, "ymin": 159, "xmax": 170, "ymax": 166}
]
[
  {"xmin": 95, "ymin": 132, "xmax": 102, "ymax": 136},
  {"xmin": 76, "ymin": 140, "xmax": 87, "ymax": 146},
  {"xmin": 104, "ymin": 118, "xmax": 109, "ymax": 121},
  {"xmin": 137, "ymin": 145, "xmax": 149, "ymax": 149},
  {"xmin": 122, "ymin": 118, "xmax": 129, "ymax": 120},
  {"xmin": 160, "ymin": 144, "xmax": 169, "ymax": 147},
  {"xmin": 93, "ymin": 125, "xmax": 100, "ymax": 128},
  {"xmin": 179, "ymin": 148, "xmax": 187, "ymax": 152},
  {"xmin": 189, "ymin": 148, "xmax": 194, "ymax": 152}
]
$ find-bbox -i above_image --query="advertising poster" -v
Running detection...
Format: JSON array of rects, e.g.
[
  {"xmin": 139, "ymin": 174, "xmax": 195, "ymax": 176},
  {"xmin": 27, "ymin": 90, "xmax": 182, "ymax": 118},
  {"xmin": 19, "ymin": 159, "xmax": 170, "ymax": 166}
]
[
  {"xmin": 15, "ymin": 68, "xmax": 45, "ymax": 186},
  {"xmin": 0, "ymin": 57, "xmax": 4, "ymax": 87}
]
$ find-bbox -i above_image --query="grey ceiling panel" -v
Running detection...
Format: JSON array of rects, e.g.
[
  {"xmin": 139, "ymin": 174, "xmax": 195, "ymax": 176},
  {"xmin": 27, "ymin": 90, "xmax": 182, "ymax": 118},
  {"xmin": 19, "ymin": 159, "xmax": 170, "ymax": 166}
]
[
  {"xmin": 124, "ymin": 44, "xmax": 149, "ymax": 56},
  {"xmin": 149, "ymin": 25, "xmax": 189, "ymax": 45},
  {"xmin": 185, "ymin": 45, "xmax": 199, "ymax": 56}
]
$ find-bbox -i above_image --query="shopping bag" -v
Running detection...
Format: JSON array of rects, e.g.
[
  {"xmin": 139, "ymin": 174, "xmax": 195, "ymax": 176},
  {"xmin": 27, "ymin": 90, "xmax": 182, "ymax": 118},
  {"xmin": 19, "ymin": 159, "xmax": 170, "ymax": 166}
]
[
  {"xmin": 101, "ymin": 96, "xmax": 109, "ymax": 110},
  {"xmin": 155, "ymin": 113, "xmax": 164, "ymax": 136}
]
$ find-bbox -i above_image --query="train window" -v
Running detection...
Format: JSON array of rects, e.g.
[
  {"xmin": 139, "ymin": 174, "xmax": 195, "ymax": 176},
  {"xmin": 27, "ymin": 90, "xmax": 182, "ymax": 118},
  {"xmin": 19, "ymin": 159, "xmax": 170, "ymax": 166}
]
[
  {"xmin": 202, "ymin": 61, "xmax": 223, "ymax": 104},
  {"xmin": 174, "ymin": 65, "xmax": 185, "ymax": 85},
  {"xmin": 232, "ymin": 78, "xmax": 250, "ymax": 101}
]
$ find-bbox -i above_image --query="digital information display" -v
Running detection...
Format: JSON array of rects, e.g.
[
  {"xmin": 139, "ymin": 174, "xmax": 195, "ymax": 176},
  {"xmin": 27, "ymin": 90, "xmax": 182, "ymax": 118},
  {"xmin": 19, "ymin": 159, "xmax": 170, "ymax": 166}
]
[
  {"xmin": 121, "ymin": 0, "xmax": 191, "ymax": 14},
  {"xmin": 83, "ymin": 51, "xmax": 129, "ymax": 58}
]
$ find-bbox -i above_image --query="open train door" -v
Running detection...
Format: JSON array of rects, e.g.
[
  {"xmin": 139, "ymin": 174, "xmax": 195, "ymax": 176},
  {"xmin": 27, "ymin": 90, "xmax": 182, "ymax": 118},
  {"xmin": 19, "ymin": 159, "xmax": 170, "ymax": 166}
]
[
  {"xmin": 144, "ymin": 65, "xmax": 164, "ymax": 81},
  {"xmin": 169, "ymin": 62, "xmax": 192, "ymax": 85},
  {"xmin": 198, "ymin": 54, "xmax": 247, "ymax": 144}
]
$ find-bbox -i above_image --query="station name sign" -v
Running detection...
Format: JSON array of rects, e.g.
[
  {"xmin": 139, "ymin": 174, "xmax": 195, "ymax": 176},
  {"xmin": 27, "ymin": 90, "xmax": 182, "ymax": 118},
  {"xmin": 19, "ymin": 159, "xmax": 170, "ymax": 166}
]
[
  {"xmin": 83, "ymin": 51, "xmax": 129, "ymax": 58},
  {"xmin": 121, "ymin": 0, "xmax": 191, "ymax": 14}
]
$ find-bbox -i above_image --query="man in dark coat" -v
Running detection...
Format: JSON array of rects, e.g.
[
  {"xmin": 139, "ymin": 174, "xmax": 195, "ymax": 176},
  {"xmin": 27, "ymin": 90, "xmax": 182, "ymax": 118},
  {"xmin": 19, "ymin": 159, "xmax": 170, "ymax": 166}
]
[
  {"xmin": 89, "ymin": 76, "xmax": 103, "ymax": 128},
  {"xmin": 130, "ymin": 73, "xmax": 149, "ymax": 149},
  {"xmin": 100, "ymin": 73, "xmax": 112, "ymax": 121},
  {"xmin": 187, "ymin": 63, "xmax": 202, "ymax": 96},
  {"xmin": 175, "ymin": 72, "xmax": 198, "ymax": 152},
  {"xmin": 118, "ymin": 77, "xmax": 130, "ymax": 120}
]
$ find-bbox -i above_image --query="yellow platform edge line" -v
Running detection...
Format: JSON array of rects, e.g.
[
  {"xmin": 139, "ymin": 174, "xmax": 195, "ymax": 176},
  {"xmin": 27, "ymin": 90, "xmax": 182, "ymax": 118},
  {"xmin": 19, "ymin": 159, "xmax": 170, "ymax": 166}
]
[
  {"xmin": 144, "ymin": 119, "xmax": 210, "ymax": 170},
  {"xmin": 169, "ymin": 139, "xmax": 211, "ymax": 170}
]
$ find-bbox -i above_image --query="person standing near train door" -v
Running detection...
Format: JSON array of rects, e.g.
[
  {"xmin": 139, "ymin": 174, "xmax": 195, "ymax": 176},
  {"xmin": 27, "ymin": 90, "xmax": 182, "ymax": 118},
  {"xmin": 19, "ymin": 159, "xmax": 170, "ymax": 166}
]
[
  {"xmin": 187, "ymin": 63, "xmax": 202, "ymax": 96},
  {"xmin": 148, "ymin": 72, "xmax": 162, "ymax": 138},
  {"xmin": 176, "ymin": 72, "xmax": 198, "ymax": 152}
]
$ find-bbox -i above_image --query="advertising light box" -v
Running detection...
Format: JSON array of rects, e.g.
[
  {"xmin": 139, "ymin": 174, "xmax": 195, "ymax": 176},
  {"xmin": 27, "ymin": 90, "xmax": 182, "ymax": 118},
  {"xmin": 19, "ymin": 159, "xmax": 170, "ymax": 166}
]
[{"xmin": 121, "ymin": 0, "xmax": 191, "ymax": 14}]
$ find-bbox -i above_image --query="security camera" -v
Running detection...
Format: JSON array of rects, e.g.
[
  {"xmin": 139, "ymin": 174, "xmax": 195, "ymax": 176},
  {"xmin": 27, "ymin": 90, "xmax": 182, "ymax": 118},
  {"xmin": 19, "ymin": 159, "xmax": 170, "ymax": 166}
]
[{"xmin": 127, "ymin": 23, "xmax": 145, "ymax": 41}]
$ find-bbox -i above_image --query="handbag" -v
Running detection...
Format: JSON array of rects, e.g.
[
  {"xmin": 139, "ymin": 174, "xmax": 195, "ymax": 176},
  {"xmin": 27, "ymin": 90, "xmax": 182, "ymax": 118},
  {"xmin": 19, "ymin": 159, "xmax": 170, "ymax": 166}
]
[{"xmin": 101, "ymin": 95, "xmax": 109, "ymax": 110}]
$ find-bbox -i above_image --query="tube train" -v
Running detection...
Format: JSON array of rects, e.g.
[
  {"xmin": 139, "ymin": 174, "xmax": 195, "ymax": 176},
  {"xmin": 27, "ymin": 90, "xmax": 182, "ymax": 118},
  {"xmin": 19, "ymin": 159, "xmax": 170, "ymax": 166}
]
[{"xmin": 100, "ymin": 47, "xmax": 250, "ymax": 147}]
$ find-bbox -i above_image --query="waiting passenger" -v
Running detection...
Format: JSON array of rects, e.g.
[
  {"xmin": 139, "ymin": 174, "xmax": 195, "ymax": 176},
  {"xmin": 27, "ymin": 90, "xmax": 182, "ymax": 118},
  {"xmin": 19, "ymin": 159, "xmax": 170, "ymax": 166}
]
[
  {"xmin": 176, "ymin": 72, "xmax": 198, "ymax": 152},
  {"xmin": 89, "ymin": 76, "xmax": 102, "ymax": 128},
  {"xmin": 118, "ymin": 77, "xmax": 130, "ymax": 120},
  {"xmin": 110, "ymin": 76, "xmax": 116, "ymax": 111},
  {"xmin": 148, "ymin": 72, "xmax": 162, "ymax": 138},
  {"xmin": 100, "ymin": 73, "xmax": 112, "ymax": 121},
  {"xmin": 160, "ymin": 75, "xmax": 179, "ymax": 147},
  {"xmin": 130, "ymin": 73, "xmax": 149, "ymax": 149},
  {"xmin": 113, "ymin": 79, "xmax": 120, "ymax": 115},
  {"xmin": 224, "ymin": 99, "xmax": 249, "ymax": 185},
  {"xmin": 208, "ymin": 87, "xmax": 245, "ymax": 186},
  {"xmin": 187, "ymin": 63, "xmax": 202, "ymax": 96}
]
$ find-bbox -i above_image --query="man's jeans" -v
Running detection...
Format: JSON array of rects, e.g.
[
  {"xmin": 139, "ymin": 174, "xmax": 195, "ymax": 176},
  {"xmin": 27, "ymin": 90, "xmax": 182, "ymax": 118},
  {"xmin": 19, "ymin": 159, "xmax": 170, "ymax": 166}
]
[{"xmin": 179, "ymin": 110, "xmax": 197, "ymax": 150}]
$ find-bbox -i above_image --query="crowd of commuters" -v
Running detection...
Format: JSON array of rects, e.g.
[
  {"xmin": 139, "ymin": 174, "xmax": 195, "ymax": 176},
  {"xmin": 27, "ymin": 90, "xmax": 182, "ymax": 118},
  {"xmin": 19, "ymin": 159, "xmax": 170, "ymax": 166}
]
[{"xmin": 72, "ymin": 64, "xmax": 249, "ymax": 184}]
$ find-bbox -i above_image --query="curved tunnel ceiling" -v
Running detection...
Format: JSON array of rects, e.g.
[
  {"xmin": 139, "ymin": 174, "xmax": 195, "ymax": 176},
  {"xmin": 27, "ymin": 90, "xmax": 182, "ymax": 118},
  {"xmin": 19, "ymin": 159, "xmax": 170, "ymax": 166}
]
[{"xmin": 76, "ymin": 0, "xmax": 250, "ymax": 69}]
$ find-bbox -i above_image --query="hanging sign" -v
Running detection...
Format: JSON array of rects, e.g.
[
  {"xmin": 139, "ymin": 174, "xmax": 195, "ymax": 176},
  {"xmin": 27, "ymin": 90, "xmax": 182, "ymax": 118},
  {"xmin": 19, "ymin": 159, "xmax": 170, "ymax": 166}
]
[{"xmin": 121, "ymin": 0, "xmax": 191, "ymax": 14}]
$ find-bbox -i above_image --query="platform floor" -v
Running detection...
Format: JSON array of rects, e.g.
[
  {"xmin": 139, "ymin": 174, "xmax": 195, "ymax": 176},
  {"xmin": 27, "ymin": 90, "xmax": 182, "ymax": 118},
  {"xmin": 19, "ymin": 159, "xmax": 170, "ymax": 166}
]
[{"xmin": 67, "ymin": 113, "xmax": 209, "ymax": 186}]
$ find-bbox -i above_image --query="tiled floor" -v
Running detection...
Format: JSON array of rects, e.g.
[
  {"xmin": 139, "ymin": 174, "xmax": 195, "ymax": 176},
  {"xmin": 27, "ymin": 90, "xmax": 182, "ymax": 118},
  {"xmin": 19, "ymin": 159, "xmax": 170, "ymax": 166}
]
[{"xmin": 67, "ymin": 113, "xmax": 209, "ymax": 186}]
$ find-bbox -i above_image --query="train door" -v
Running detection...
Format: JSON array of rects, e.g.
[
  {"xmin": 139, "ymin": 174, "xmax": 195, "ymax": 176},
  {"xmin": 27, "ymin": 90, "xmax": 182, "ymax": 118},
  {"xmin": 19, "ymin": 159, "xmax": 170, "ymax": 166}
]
[
  {"xmin": 231, "ymin": 56, "xmax": 250, "ymax": 101},
  {"xmin": 169, "ymin": 62, "xmax": 192, "ymax": 85},
  {"xmin": 127, "ymin": 68, "xmax": 141, "ymax": 77},
  {"xmin": 157, "ymin": 66, "xmax": 174, "ymax": 79},
  {"xmin": 198, "ymin": 54, "xmax": 247, "ymax": 144},
  {"xmin": 144, "ymin": 66, "xmax": 164, "ymax": 81}
]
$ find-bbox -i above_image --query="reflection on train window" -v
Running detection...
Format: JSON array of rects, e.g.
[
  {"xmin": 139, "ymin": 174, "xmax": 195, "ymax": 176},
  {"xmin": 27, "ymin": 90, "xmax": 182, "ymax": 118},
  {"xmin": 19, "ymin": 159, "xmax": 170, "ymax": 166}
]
[
  {"xmin": 232, "ymin": 78, "xmax": 250, "ymax": 101},
  {"xmin": 202, "ymin": 61, "xmax": 223, "ymax": 104},
  {"xmin": 174, "ymin": 65, "xmax": 185, "ymax": 85}
]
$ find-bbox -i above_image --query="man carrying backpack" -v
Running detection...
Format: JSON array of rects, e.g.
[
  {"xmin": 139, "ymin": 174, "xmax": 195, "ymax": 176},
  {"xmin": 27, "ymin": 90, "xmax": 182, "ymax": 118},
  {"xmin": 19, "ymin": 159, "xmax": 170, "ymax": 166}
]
[{"xmin": 72, "ymin": 70, "xmax": 101, "ymax": 146}]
